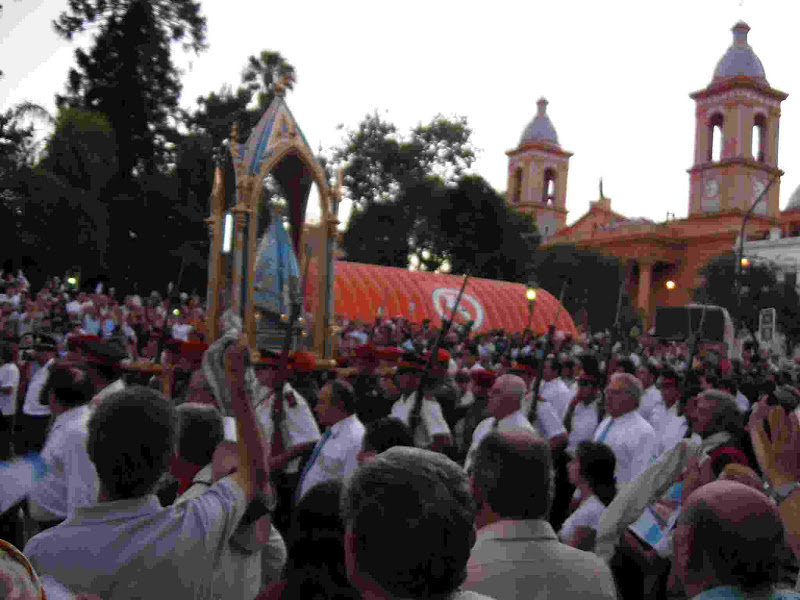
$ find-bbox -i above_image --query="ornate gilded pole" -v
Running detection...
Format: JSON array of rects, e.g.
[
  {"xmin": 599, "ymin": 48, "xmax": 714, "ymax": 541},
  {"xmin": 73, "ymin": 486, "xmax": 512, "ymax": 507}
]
[
  {"xmin": 315, "ymin": 169, "xmax": 342, "ymax": 358},
  {"xmin": 229, "ymin": 123, "xmax": 249, "ymax": 318},
  {"xmin": 205, "ymin": 164, "xmax": 225, "ymax": 343}
]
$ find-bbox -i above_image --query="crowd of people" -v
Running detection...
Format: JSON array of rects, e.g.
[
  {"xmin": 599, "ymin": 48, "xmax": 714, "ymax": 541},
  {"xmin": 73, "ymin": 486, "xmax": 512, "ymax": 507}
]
[{"xmin": 1, "ymin": 270, "xmax": 800, "ymax": 599}]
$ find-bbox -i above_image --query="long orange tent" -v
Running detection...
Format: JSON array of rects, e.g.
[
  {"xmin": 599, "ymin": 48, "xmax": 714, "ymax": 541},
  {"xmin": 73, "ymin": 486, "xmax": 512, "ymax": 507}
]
[{"xmin": 304, "ymin": 261, "xmax": 577, "ymax": 336}]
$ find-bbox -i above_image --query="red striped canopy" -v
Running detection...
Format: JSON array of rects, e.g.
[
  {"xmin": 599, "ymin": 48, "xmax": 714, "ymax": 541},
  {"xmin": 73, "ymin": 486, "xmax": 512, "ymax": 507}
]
[{"xmin": 304, "ymin": 261, "xmax": 576, "ymax": 335}]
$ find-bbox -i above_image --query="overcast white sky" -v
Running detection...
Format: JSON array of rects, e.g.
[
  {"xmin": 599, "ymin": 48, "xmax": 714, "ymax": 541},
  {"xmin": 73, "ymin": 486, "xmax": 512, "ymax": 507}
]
[{"xmin": 2, "ymin": 0, "xmax": 799, "ymax": 228}]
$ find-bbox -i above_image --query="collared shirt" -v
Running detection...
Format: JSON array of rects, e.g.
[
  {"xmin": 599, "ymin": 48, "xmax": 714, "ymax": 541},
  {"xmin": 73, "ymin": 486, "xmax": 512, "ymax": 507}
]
[
  {"xmin": 559, "ymin": 494, "xmax": 606, "ymax": 545},
  {"xmin": 465, "ymin": 519, "xmax": 617, "ymax": 600},
  {"xmin": 296, "ymin": 413, "xmax": 365, "ymax": 501},
  {"xmin": 540, "ymin": 378, "xmax": 572, "ymax": 420},
  {"xmin": 657, "ymin": 404, "xmax": 688, "ymax": 457},
  {"xmin": 567, "ymin": 400, "xmax": 600, "ymax": 455},
  {"xmin": 0, "ymin": 362, "xmax": 20, "ymax": 415},
  {"xmin": 23, "ymin": 359, "xmax": 54, "ymax": 417},
  {"xmin": 177, "ymin": 466, "xmax": 286, "ymax": 600},
  {"xmin": 691, "ymin": 586, "xmax": 800, "ymax": 600},
  {"xmin": 255, "ymin": 383, "xmax": 321, "ymax": 474},
  {"xmin": 390, "ymin": 392, "xmax": 451, "ymax": 448},
  {"xmin": 25, "ymin": 478, "xmax": 247, "ymax": 599},
  {"xmin": 593, "ymin": 410, "xmax": 657, "ymax": 485},
  {"xmin": 521, "ymin": 394, "xmax": 567, "ymax": 440},
  {"xmin": 639, "ymin": 385, "xmax": 667, "ymax": 429},
  {"xmin": 29, "ymin": 404, "xmax": 99, "ymax": 521},
  {"xmin": 465, "ymin": 411, "xmax": 536, "ymax": 473}
]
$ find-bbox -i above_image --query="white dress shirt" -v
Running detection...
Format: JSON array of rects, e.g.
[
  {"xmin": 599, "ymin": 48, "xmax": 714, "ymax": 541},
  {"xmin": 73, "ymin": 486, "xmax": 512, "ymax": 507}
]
[
  {"xmin": 390, "ymin": 393, "xmax": 451, "ymax": 448},
  {"xmin": 559, "ymin": 494, "xmax": 606, "ymax": 544},
  {"xmin": 255, "ymin": 383, "xmax": 321, "ymax": 474},
  {"xmin": 296, "ymin": 413, "xmax": 365, "ymax": 501},
  {"xmin": 520, "ymin": 394, "xmax": 567, "ymax": 440},
  {"xmin": 29, "ymin": 404, "xmax": 99, "ymax": 520},
  {"xmin": 464, "ymin": 410, "xmax": 536, "ymax": 473},
  {"xmin": 23, "ymin": 359, "xmax": 54, "ymax": 417},
  {"xmin": 0, "ymin": 362, "xmax": 20, "ymax": 416},
  {"xmin": 593, "ymin": 410, "xmax": 657, "ymax": 485},
  {"xmin": 656, "ymin": 404, "xmax": 688, "ymax": 457},
  {"xmin": 567, "ymin": 401, "xmax": 600, "ymax": 455},
  {"xmin": 540, "ymin": 378, "xmax": 572, "ymax": 420},
  {"xmin": 638, "ymin": 385, "xmax": 666, "ymax": 429}
]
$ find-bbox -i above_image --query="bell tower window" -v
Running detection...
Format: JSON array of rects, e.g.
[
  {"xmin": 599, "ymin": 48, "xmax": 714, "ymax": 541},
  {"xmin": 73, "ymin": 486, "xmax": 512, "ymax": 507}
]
[
  {"xmin": 708, "ymin": 113, "xmax": 724, "ymax": 162},
  {"xmin": 543, "ymin": 168, "xmax": 557, "ymax": 205},
  {"xmin": 512, "ymin": 167, "xmax": 523, "ymax": 204},
  {"xmin": 752, "ymin": 114, "xmax": 767, "ymax": 162}
]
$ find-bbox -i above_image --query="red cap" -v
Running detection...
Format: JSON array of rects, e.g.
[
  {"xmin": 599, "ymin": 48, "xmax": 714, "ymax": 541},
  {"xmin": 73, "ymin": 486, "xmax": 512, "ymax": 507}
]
[
  {"xmin": 423, "ymin": 348, "xmax": 450, "ymax": 365},
  {"xmin": 291, "ymin": 351, "xmax": 317, "ymax": 373},
  {"xmin": 471, "ymin": 369, "xmax": 496, "ymax": 388}
]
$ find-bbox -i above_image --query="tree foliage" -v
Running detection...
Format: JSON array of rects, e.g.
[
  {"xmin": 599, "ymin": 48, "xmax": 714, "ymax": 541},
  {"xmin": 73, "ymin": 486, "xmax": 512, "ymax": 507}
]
[{"xmin": 697, "ymin": 253, "xmax": 800, "ymax": 344}]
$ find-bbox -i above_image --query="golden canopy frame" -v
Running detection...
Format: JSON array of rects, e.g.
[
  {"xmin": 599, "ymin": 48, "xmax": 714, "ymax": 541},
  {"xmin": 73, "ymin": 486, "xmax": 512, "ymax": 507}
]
[{"xmin": 204, "ymin": 87, "xmax": 341, "ymax": 359}]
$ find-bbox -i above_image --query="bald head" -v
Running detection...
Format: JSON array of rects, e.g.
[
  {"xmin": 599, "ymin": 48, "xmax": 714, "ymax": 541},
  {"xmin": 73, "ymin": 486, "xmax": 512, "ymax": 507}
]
[
  {"xmin": 488, "ymin": 374, "xmax": 526, "ymax": 419},
  {"xmin": 676, "ymin": 480, "xmax": 789, "ymax": 595}
]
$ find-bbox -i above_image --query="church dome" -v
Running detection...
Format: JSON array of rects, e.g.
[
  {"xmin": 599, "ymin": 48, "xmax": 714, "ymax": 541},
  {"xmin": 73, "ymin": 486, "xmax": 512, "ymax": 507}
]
[
  {"xmin": 785, "ymin": 184, "xmax": 800, "ymax": 211},
  {"xmin": 712, "ymin": 22, "xmax": 767, "ymax": 83},
  {"xmin": 519, "ymin": 98, "xmax": 560, "ymax": 147}
]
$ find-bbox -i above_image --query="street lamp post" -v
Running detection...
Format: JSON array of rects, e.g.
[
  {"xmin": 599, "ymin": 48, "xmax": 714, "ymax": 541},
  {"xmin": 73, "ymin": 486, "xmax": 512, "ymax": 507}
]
[
  {"xmin": 526, "ymin": 286, "xmax": 537, "ymax": 332},
  {"xmin": 735, "ymin": 175, "xmax": 779, "ymax": 336}
]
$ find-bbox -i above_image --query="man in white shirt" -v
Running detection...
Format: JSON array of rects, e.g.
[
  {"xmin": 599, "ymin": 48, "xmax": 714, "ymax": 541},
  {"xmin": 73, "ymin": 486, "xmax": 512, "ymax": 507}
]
[
  {"xmin": 16, "ymin": 335, "xmax": 58, "ymax": 455},
  {"xmin": 295, "ymin": 380, "xmax": 365, "ymax": 501},
  {"xmin": 390, "ymin": 354, "xmax": 452, "ymax": 452},
  {"xmin": 564, "ymin": 372, "xmax": 602, "ymax": 456},
  {"xmin": 593, "ymin": 373, "xmax": 657, "ymax": 486},
  {"xmin": 539, "ymin": 356, "xmax": 572, "ymax": 420},
  {"xmin": 512, "ymin": 363, "xmax": 568, "ymax": 455},
  {"xmin": 464, "ymin": 374, "xmax": 536, "ymax": 473},
  {"xmin": 655, "ymin": 368, "xmax": 688, "ymax": 456},
  {"xmin": 0, "ymin": 342, "xmax": 20, "ymax": 460},
  {"xmin": 637, "ymin": 361, "xmax": 667, "ymax": 430}
]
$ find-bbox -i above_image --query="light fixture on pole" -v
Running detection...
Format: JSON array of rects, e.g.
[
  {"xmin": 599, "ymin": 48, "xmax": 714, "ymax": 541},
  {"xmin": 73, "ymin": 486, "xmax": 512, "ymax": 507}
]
[
  {"xmin": 665, "ymin": 280, "xmax": 676, "ymax": 291},
  {"xmin": 526, "ymin": 286, "xmax": 537, "ymax": 332}
]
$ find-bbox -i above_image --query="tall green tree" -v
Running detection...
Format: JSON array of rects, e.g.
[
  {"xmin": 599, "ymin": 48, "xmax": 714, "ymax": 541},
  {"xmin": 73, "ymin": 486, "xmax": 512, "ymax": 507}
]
[{"xmin": 54, "ymin": 0, "xmax": 207, "ymax": 180}]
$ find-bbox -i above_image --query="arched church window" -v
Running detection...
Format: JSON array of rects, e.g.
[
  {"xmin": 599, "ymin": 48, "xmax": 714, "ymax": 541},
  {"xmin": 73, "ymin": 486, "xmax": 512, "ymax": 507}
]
[
  {"xmin": 513, "ymin": 168, "xmax": 523, "ymax": 204},
  {"xmin": 752, "ymin": 114, "xmax": 767, "ymax": 163},
  {"xmin": 543, "ymin": 168, "xmax": 557, "ymax": 205},
  {"xmin": 708, "ymin": 113, "xmax": 724, "ymax": 162}
]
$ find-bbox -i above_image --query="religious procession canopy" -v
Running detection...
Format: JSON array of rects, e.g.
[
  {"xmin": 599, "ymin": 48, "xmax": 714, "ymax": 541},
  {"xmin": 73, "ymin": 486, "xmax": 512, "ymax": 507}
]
[{"xmin": 304, "ymin": 261, "xmax": 577, "ymax": 336}]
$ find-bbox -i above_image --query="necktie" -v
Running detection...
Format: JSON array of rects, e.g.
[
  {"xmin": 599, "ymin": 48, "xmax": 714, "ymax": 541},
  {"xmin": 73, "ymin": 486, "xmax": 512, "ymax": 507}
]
[
  {"xmin": 596, "ymin": 418, "xmax": 614, "ymax": 443},
  {"xmin": 295, "ymin": 429, "xmax": 333, "ymax": 502}
]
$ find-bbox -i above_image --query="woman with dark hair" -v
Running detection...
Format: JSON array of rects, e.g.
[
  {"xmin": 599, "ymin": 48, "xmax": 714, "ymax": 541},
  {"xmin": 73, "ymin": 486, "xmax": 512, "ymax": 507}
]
[
  {"xmin": 559, "ymin": 441, "xmax": 617, "ymax": 550},
  {"xmin": 256, "ymin": 480, "xmax": 360, "ymax": 600}
]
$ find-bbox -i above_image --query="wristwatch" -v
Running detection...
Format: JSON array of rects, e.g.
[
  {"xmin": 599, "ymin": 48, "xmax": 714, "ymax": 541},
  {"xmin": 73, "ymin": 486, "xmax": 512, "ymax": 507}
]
[{"xmin": 771, "ymin": 482, "xmax": 800, "ymax": 505}]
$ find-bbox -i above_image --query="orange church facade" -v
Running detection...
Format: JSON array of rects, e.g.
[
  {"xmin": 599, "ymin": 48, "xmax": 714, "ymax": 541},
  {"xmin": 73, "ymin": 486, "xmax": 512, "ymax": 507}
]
[{"xmin": 507, "ymin": 22, "xmax": 800, "ymax": 328}]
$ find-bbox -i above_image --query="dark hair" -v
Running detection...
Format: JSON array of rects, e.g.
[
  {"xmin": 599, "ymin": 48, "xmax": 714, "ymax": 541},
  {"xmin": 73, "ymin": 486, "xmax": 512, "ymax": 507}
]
[
  {"xmin": 283, "ymin": 480, "xmax": 360, "ymax": 600},
  {"xmin": 362, "ymin": 417, "xmax": 413, "ymax": 454},
  {"xmin": 681, "ymin": 499, "xmax": 789, "ymax": 593},
  {"xmin": 330, "ymin": 380, "xmax": 358, "ymax": 415},
  {"xmin": 718, "ymin": 377, "xmax": 738, "ymax": 396},
  {"xmin": 472, "ymin": 432, "xmax": 553, "ymax": 520},
  {"xmin": 175, "ymin": 403, "xmax": 223, "ymax": 467},
  {"xmin": 545, "ymin": 355, "xmax": 562, "ymax": 376},
  {"xmin": 575, "ymin": 441, "xmax": 617, "ymax": 506},
  {"xmin": 341, "ymin": 447, "xmax": 475, "ymax": 600},
  {"xmin": 0, "ymin": 341, "xmax": 13, "ymax": 363},
  {"xmin": 87, "ymin": 386, "xmax": 177, "ymax": 500},
  {"xmin": 44, "ymin": 364, "xmax": 93, "ymax": 408}
]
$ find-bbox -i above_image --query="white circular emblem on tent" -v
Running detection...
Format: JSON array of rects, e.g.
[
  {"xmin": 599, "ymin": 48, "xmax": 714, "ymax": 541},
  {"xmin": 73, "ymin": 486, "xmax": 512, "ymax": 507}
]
[{"xmin": 431, "ymin": 288, "xmax": 485, "ymax": 331}]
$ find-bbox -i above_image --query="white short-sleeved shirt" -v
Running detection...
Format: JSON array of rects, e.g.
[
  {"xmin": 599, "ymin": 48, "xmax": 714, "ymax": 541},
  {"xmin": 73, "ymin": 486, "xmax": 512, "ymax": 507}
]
[
  {"xmin": 255, "ymin": 383, "xmax": 321, "ymax": 474},
  {"xmin": 390, "ymin": 393, "xmax": 451, "ymax": 448},
  {"xmin": 0, "ymin": 362, "xmax": 20, "ymax": 416},
  {"xmin": 593, "ymin": 410, "xmax": 657, "ymax": 485},
  {"xmin": 639, "ymin": 385, "xmax": 666, "ymax": 429},
  {"xmin": 296, "ymin": 413, "xmax": 365, "ymax": 501},
  {"xmin": 559, "ymin": 494, "xmax": 607, "ymax": 544},
  {"xmin": 656, "ymin": 404, "xmax": 688, "ymax": 457},
  {"xmin": 23, "ymin": 359, "xmax": 54, "ymax": 417},
  {"xmin": 29, "ymin": 404, "xmax": 99, "ymax": 520},
  {"xmin": 540, "ymin": 378, "xmax": 572, "ymax": 420},
  {"xmin": 521, "ymin": 394, "xmax": 567, "ymax": 440},
  {"xmin": 464, "ymin": 410, "xmax": 536, "ymax": 473},
  {"xmin": 567, "ymin": 401, "xmax": 600, "ymax": 455},
  {"xmin": 25, "ymin": 478, "xmax": 247, "ymax": 599}
]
